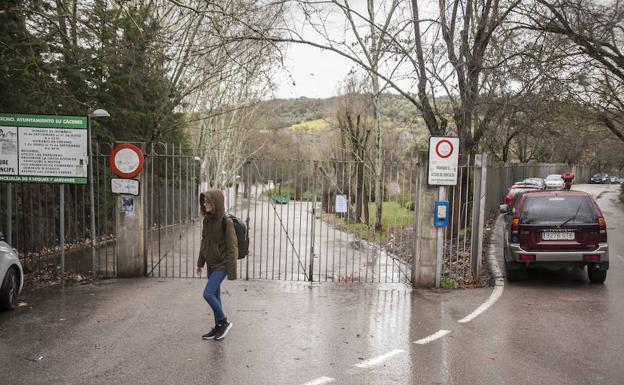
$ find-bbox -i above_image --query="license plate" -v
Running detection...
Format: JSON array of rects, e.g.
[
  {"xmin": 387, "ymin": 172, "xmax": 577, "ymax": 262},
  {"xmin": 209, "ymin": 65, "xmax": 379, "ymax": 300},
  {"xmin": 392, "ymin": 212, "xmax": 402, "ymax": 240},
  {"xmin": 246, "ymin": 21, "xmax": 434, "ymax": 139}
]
[{"xmin": 542, "ymin": 231, "xmax": 575, "ymax": 241}]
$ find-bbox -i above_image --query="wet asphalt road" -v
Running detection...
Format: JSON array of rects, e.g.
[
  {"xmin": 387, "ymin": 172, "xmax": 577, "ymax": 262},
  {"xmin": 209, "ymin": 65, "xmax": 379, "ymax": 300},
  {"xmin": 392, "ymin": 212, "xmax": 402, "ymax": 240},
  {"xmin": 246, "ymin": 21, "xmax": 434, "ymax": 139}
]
[{"xmin": 1, "ymin": 184, "xmax": 623, "ymax": 385}]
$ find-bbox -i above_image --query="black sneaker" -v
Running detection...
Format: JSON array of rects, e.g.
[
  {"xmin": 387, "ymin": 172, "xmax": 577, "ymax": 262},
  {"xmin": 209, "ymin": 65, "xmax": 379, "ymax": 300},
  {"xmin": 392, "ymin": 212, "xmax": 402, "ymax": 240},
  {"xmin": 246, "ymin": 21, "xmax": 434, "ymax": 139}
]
[
  {"xmin": 214, "ymin": 319, "xmax": 233, "ymax": 340},
  {"xmin": 202, "ymin": 327, "xmax": 218, "ymax": 340}
]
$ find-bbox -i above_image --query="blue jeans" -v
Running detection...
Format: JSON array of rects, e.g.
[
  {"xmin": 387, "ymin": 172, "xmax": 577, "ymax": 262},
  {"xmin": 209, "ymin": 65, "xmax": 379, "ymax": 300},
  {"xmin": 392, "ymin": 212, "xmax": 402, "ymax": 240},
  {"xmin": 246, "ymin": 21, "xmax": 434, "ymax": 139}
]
[{"xmin": 203, "ymin": 269, "xmax": 227, "ymax": 326}]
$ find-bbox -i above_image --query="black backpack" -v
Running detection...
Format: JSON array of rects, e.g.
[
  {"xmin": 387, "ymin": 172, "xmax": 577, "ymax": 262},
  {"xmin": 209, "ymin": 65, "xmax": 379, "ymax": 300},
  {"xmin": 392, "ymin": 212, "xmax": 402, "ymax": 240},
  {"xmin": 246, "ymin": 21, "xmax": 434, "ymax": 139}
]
[{"xmin": 222, "ymin": 214, "xmax": 249, "ymax": 259}]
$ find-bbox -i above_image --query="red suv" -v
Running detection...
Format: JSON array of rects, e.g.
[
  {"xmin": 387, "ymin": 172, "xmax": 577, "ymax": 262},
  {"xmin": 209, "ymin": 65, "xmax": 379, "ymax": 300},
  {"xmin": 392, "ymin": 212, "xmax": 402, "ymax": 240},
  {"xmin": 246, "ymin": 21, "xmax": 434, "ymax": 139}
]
[
  {"xmin": 500, "ymin": 190, "xmax": 609, "ymax": 283},
  {"xmin": 503, "ymin": 184, "xmax": 540, "ymax": 206}
]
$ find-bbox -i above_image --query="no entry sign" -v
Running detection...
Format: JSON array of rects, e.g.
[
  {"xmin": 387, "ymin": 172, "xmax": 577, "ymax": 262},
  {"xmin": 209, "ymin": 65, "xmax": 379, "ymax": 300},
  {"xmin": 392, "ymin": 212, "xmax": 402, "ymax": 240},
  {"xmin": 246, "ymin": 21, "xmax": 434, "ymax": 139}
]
[
  {"xmin": 110, "ymin": 143, "xmax": 144, "ymax": 178},
  {"xmin": 428, "ymin": 136, "xmax": 460, "ymax": 185}
]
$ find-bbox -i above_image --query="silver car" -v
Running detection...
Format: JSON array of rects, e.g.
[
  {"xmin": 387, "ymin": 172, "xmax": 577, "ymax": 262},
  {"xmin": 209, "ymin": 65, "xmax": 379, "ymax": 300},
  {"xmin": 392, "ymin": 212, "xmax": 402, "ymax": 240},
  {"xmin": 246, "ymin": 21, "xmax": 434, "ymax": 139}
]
[
  {"xmin": 0, "ymin": 233, "xmax": 23, "ymax": 311},
  {"xmin": 544, "ymin": 174, "xmax": 565, "ymax": 190}
]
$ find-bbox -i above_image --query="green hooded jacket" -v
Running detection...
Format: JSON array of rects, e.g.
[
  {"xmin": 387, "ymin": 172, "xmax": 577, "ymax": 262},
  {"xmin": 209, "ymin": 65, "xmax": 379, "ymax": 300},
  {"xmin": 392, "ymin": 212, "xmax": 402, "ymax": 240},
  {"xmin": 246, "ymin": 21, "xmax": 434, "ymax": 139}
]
[{"xmin": 196, "ymin": 190, "xmax": 238, "ymax": 280}]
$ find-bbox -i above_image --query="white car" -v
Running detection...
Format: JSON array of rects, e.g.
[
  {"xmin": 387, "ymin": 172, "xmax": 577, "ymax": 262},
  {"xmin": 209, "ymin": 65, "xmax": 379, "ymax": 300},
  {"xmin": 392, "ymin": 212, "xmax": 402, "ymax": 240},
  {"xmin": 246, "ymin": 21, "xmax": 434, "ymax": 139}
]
[
  {"xmin": 544, "ymin": 174, "xmax": 565, "ymax": 190},
  {"xmin": 1, "ymin": 233, "xmax": 23, "ymax": 311}
]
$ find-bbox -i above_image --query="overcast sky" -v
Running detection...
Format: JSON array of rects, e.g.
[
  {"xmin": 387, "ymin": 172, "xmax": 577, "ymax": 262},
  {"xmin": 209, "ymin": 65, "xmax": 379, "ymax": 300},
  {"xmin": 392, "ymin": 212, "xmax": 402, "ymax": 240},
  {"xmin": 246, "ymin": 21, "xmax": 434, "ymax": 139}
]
[
  {"xmin": 270, "ymin": 0, "xmax": 438, "ymax": 100},
  {"xmin": 273, "ymin": 44, "xmax": 355, "ymax": 99}
]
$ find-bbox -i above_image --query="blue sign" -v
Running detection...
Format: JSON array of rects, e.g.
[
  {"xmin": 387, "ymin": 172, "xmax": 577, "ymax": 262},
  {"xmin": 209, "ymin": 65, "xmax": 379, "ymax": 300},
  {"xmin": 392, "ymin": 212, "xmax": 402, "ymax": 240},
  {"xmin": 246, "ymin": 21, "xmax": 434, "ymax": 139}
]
[{"xmin": 434, "ymin": 201, "xmax": 449, "ymax": 227}]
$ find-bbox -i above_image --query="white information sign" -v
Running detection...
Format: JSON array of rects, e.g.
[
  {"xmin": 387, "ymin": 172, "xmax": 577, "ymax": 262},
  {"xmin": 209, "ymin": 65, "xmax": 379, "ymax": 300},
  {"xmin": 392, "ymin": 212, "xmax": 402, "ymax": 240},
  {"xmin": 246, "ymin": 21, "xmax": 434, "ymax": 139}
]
[
  {"xmin": 428, "ymin": 136, "xmax": 460, "ymax": 186},
  {"xmin": 0, "ymin": 113, "xmax": 88, "ymax": 184},
  {"xmin": 111, "ymin": 178, "xmax": 140, "ymax": 196},
  {"xmin": 335, "ymin": 194, "xmax": 348, "ymax": 213},
  {"xmin": 0, "ymin": 126, "xmax": 18, "ymax": 175},
  {"xmin": 19, "ymin": 127, "xmax": 88, "ymax": 178}
]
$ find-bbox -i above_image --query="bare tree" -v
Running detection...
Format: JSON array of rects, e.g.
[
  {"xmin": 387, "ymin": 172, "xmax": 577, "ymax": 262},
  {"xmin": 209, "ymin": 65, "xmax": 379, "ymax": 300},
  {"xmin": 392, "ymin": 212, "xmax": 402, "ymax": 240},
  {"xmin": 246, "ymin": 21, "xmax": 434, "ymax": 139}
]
[
  {"xmin": 334, "ymin": 74, "xmax": 374, "ymax": 224},
  {"xmin": 165, "ymin": 0, "xmax": 285, "ymax": 188},
  {"xmin": 516, "ymin": 0, "xmax": 624, "ymax": 142}
]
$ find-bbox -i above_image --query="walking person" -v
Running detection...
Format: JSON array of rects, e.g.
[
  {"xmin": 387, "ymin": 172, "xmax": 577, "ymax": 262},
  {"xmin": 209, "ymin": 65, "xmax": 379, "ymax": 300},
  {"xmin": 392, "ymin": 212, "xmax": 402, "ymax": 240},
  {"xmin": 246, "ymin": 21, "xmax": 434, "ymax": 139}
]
[{"xmin": 196, "ymin": 190, "xmax": 238, "ymax": 340}]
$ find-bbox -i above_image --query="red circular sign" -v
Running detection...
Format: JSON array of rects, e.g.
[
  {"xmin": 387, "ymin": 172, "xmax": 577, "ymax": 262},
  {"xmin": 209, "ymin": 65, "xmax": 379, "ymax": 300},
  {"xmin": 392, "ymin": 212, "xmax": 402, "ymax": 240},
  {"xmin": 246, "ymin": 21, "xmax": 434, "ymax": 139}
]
[
  {"xmin": 110, "ymin": 144, "xmax": 144, "ymax": 178},
  {"xmin": 435, "ymin": 139, "xmax": 454, "ymax": 159}
]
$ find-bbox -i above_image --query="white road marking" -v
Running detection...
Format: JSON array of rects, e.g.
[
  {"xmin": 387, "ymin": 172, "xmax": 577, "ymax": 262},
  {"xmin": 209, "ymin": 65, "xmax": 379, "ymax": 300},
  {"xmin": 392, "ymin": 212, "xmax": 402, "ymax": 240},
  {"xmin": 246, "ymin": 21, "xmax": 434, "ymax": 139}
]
[
  {"xmin": 458, "ymin": 284, "xmax": 504, "ymax": 324},
  {"xmin": 414, "ymin": 329, "xmax": 451, "ymax": 345},
  {"xmin": 301, "ymin": 376, "xmax": 335, "ymax": 385},
  {"xmin": 354, "ymin": 349, "xmax": 404, "ymax": 369}
]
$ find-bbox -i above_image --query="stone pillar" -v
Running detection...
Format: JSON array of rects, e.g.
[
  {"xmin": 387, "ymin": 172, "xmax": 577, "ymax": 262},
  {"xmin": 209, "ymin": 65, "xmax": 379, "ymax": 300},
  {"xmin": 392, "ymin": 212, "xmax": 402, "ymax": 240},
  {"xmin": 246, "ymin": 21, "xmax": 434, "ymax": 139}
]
[
  {"xmin": 115, "ymin": 174, "xmax": 145, "ymax": 277},
  {"xmin": 412, "ymin": 151, "xmax": 438, "ymax": 287}
]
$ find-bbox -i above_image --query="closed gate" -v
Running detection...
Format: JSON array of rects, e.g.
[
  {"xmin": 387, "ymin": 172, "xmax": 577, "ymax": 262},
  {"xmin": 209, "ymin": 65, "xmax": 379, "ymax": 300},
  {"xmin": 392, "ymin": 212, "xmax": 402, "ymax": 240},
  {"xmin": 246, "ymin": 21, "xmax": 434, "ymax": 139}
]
[
  {"xmin": 233, "ymin": 158, "xmax": 414, "ymax": 284},
  {"xmin": 143, "ymin": 154, "xmax": 483, "ymax": 285},
  {"xmin": 144, "ymin": 154, "xmax": 414, "ymax": 284}
]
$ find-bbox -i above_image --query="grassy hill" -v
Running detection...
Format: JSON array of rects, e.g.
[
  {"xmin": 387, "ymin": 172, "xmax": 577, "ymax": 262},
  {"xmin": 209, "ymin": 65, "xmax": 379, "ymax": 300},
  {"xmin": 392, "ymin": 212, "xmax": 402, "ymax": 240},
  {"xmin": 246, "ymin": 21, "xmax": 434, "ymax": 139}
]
[{"xmin": 248, "ymin": 93, "xmax": 430, "ymax": 159}]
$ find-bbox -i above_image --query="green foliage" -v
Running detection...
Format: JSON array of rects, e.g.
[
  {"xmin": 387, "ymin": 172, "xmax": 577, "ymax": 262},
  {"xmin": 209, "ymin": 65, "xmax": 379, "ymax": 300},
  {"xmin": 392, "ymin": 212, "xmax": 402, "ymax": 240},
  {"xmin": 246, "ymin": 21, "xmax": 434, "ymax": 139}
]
[
  {"xmin": 394, "ymin": 194, "xmax": 415, "ymax": 211},
  {"xmin": 440, "ymin": 278, "xmax": 456, "ymax": 289},
  {"xmin": 0, "ymin": 1, "xmax": 187, "ymax": 146},
  {"xmin": 368, "ymin": 201, "xmax": 414, "ymax": 228},
  {"xmin": 329, "ymin": 201, "xmax": 413, "ymax": 235},
  {"xmin": 262, "ymin": 185, "xmax": 315, "ymax": 201},
  {"xmin": 289, "ymin": 119, "xmax": 328, "ymax": 131}
]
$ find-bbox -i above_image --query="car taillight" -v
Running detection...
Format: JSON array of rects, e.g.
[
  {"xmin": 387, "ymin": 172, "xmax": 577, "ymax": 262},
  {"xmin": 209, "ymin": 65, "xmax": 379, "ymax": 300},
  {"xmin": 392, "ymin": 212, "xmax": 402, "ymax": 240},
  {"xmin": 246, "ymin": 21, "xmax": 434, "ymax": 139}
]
[
  {"xmin": 598, "ymin": 217, "xmax": 607, "ymax": 242},
  {"xmin": 511, "ymin": 218, "xmax": 519, "ymax": 233},
  {"xmin": 505, "ymin": 195, "xmax": 512, "ymax": 205},
  {"xmin": 583, "ymin": 255, "xmax": 600, "ymax": 261},
  {"xmin": 519, "ymin": 254, "xmax": 535, "ymax": 261}
]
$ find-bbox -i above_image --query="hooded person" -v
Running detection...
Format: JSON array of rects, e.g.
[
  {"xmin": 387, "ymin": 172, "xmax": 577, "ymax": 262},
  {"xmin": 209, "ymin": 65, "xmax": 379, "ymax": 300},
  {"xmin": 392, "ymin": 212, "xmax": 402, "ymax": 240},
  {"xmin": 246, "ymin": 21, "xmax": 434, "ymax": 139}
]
[{"xmin": 196, "ymin": 190, "xmax": 237, "ymax": 340}]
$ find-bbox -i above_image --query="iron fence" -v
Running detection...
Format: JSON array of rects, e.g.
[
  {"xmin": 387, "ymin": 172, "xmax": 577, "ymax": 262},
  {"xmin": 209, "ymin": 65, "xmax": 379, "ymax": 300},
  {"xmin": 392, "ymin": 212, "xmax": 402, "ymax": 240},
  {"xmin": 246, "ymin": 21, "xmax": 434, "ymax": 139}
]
[
  {"xmin": 0, "ymin": 142, "xmax": 200, "ymax": 279},
  {"xmin": 5, "ymin": 146, "xmax": 592, "ymax": 286}
]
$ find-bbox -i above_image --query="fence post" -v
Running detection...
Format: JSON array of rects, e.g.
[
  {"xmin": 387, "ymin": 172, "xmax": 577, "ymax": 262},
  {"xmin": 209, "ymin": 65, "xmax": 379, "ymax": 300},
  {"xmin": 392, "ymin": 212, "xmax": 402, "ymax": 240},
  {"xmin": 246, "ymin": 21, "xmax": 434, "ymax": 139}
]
[
  {"xmin": 60, "ymin": 184, "xmax": 65, "ymax": 288},
  {"xmin": 309, "ymin": 161, "xmax": 317, "ymax": 282},
  {"xmin": 6, "ymin": 184, "xmax": 11, "ymax": 245},
  {"xmin": 471, "ymin": 154, "xmax": 487, "ymax": 281},
  {"xmin": 412, "ymin": 151, "xmax": 437, "ymax": 287}
]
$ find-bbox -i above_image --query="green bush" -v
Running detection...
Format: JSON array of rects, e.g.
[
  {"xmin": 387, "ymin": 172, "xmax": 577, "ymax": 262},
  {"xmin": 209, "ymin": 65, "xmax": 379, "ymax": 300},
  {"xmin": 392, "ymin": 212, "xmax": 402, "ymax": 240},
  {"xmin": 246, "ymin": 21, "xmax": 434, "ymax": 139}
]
[{"xmin": 262, "ymin": 185, "xmax": 314, "ymax": 201}]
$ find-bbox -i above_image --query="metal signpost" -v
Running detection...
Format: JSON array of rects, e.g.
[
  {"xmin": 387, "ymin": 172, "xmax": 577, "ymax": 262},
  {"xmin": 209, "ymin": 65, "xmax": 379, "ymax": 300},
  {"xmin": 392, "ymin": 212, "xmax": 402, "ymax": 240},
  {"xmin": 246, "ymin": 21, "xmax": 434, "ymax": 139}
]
[
  {"xmin": 0, "ymin": 113, "xmax": 89, "ymax": 287},
  {"xmin": 428, "ymin": 136, "xmax": 460, "ymax": 287}
]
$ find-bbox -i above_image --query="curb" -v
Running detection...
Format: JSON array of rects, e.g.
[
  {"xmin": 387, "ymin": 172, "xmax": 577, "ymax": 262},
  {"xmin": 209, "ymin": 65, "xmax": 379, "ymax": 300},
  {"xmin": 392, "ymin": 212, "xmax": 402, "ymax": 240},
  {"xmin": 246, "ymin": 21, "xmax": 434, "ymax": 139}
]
[{"xmin": 487, "ymin": 214, "xmax": 505, "ymax": 287}]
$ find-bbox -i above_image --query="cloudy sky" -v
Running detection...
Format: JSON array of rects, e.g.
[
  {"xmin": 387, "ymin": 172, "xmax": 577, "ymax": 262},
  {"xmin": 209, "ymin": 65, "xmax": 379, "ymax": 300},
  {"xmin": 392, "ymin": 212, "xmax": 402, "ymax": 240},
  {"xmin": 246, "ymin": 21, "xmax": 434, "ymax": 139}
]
[
  {"xmin": 273, "ymin": 43, "xmax": 356, "ymax": 99},
  {"xmin": 270, "ymin": 0, "xmax": 438, "ymax": 99}
]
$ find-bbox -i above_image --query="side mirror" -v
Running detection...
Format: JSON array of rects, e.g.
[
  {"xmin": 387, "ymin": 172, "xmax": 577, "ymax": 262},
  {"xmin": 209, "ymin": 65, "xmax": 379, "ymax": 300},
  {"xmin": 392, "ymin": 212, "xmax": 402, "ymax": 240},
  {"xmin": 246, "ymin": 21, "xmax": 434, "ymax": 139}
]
[{"xmin": 499, "ymin": 204, "xmax": 510, "ymax": 214}]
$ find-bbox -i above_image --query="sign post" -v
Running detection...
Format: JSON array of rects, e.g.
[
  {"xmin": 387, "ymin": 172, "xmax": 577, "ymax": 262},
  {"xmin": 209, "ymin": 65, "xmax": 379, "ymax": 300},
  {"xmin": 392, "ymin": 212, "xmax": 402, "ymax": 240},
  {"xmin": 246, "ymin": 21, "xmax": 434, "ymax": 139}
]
[
  {"xmin": 60, "ymin": 184, "xmax": 65, "ymax": 287},
  {"xmin": 428, "ymin": 136, "xmax": 460, "ymax": 288}
]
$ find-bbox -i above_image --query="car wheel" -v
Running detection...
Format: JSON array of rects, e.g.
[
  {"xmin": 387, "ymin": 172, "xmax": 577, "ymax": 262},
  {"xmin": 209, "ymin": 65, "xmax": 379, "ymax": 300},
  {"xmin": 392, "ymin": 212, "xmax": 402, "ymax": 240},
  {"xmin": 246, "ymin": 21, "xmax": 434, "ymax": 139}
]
[
  {"xmin": 0, "ymin": 267, "xmax": 18, "ymax": 311},
  {"xmin": 587, "ymin": 268, "xmax": 607, "ymax": 284}
]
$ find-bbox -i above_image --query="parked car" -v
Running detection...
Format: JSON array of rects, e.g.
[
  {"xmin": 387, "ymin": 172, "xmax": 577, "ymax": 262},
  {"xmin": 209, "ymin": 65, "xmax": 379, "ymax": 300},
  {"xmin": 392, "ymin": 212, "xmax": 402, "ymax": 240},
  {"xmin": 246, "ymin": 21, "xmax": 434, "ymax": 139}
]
[
  {"xmin": 544, "ymin": 174, "xmax": 565, "ymax": 190},
  {"xmin": 0, "ymin": 232, "xmax": 23, "ymax": 311},
  {"xmin": 590, "ymin": 173, "xmax": 610, "ymax": 184},
  {"xmin": 499, "ymin": 191, "xmax": 609, "ymax": 283},
  {"xmin": 503, "ymin": 184, "xmax": 540, "ymax": 206},
  {"xmin": 609, "ymin": 175, "xmax": 620, "ymax": 184},
  {"xmin": 521, "ymin": 177, "xmax": 546, "ymax": 189}
]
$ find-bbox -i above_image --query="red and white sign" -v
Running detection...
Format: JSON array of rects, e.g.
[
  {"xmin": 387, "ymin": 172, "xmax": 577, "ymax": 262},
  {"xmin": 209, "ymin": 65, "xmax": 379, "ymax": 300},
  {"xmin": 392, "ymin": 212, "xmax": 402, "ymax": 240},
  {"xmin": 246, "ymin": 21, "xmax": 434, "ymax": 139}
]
[
  {"xmin": 428, "ymin": 136, "xmax": 460, "ymax": 185},
  {"xmin": 110, "ymin": 144, "xmax": 144, "ymax": 179}
]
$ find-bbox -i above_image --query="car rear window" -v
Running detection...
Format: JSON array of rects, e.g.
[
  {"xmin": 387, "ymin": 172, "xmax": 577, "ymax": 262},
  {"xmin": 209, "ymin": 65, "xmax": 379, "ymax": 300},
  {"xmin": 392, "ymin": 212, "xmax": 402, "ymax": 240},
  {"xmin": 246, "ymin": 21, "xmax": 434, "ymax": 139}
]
[{"xmin": 520, "ymin": 196, "xmax": 597, "ymax": 224}]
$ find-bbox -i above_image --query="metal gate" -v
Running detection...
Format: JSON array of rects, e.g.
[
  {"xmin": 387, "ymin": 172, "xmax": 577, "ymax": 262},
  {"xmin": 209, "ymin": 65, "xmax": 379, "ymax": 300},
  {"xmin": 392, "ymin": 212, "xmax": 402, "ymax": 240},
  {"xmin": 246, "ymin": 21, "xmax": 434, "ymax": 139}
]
[
  {"xmin": 138, "ymin": 154, "xmax": 483, "ymax": 285},
  {"xmin": 232, "ymin": 158, "xmax": 414, "ymax": 283}
]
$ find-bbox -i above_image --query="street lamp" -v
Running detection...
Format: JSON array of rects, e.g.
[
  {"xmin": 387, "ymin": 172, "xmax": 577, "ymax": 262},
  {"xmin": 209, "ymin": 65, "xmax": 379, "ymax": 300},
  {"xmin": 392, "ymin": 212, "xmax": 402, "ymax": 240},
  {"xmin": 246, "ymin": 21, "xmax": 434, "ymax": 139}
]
[{"xmin": 88, "ymin": 108, "xmax": 110, "ymax": 279}]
